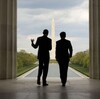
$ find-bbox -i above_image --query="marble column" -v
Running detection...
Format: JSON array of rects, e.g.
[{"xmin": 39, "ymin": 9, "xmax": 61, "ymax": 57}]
[
  {"xmin": 0, "ymin": 0, "xmax": 17, "ymax": 79},
  {"xmin": 89, "ymin": 0, "xmax": 100, "ymax": 79}
]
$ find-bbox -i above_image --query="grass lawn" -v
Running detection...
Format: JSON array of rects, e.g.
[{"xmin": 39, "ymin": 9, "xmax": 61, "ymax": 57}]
[
  {"xmin": 70, "ymin": 64, "xmax": 89, "ymax": 77},
  {"xmin": 50, "ymin": 59, "xmax": 57, "ymax": 63},
  {"xmin": 17, "ymin": 64, "xmax": 38, "ymax": 77}
]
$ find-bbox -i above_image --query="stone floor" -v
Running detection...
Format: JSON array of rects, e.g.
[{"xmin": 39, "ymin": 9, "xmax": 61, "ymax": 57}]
[{"xmin": 0, "ymin": 78, "xmax": 100, "ymax": 99}]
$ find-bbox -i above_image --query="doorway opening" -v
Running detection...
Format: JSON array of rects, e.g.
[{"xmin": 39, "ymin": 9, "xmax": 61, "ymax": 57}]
[{"xmin": 17, "ymin": 0, "xmax": 89, "ymax": 79}]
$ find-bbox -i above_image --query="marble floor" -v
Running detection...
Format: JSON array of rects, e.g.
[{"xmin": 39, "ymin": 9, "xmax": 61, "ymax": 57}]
[{"xmin": 0, "ymin": 78, "xmax": 100, "ymax": 99}]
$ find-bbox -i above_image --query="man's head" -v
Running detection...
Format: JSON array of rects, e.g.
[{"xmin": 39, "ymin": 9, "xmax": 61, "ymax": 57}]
[
  {"xmin": 43, "ymin": 29, "xmax": 49, "ymax": 36},
  {"xmin": 60, "ymin": 32, "xmax": 66, "ymax": 39}
]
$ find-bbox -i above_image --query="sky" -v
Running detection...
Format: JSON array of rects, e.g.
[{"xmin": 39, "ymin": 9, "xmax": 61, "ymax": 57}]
[{"xmin": 17, "ymin": 0, "xmax": 89, "ymax": 56}]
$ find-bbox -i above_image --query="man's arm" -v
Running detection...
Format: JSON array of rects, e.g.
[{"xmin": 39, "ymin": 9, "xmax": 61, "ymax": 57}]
[
  {"xmin": 48, "ymin": 39, "xmax": 52, "ymax": 50},
  {"xmin": 31, "ymin": 38, "xmax": 39, "ymax": 49},
  {"xmin": 69, "ymin": 41, "xmax": 73, "ymax": 58},
  {"xmin": 55, "ymin": 42, "xmax": 59, "ymax": 60}
]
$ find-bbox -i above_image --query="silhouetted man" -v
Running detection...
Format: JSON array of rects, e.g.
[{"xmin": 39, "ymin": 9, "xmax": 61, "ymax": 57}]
[
  {"xmin": 56, "ymin": 32, "xmax": 73, "ymax": 86},
  {"xmin": 31, "ymin": 29, "xmax": 52, "ymax": 86}
]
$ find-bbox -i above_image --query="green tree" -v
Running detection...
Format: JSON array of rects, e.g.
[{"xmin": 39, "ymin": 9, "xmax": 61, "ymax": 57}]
[
  {"xmin": 71, "ymin": 50, "xmax": 89, "ymax": 68},
  {"xmin": 17, "ymin": 50, "xmax": 37, "ymax": 68}
]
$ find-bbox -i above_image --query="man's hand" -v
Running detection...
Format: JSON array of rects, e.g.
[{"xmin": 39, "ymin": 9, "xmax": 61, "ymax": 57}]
[
  {"xmin": 31, "ymin": 39, "xmax": 34, "ymax": 42},
  {"xmin": 69, "ymin": 55, "xmax": 72, "ymax": 58},
  {"xmin": 31, "ymin": 39, "xmax": 34, "ymax": 47}
]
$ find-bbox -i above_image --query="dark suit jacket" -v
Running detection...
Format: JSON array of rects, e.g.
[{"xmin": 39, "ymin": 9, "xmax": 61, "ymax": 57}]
[
  {"xmin": 32, "ymin": 36, "xmax": 52, "ymax": 59},
  {"xmin": 56, "ymin": 39, "xmax": 73, "ymax": 61}
]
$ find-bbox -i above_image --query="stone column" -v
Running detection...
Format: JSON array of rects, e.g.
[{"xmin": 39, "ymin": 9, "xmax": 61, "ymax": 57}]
[
  {"xmin": 0, "ymin": 0, "xmax": 17, "ymax": 79},
  {"xmin": 89, "ymin": 0, "xmax": 100, "ymax": 79}
]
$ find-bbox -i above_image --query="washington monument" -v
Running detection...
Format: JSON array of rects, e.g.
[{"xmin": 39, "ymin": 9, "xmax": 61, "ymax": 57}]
[{"xmin": 51, "ymin": 18, "xmax": 56, "ymax": 59}]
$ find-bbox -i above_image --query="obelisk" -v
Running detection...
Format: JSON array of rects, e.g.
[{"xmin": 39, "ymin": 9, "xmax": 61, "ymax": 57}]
[{"xmin": 51, "ymin": 18, "xmax": 55, "ymax": 59}]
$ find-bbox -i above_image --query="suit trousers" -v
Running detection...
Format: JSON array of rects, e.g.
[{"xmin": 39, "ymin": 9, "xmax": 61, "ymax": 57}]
[
  {"xmin": 38, "ymin": 58, "xmax": 49, "ymax": 84},
  {"xmin": 58, "ymin": 59, "xmax": 69, "ymax": 84}
]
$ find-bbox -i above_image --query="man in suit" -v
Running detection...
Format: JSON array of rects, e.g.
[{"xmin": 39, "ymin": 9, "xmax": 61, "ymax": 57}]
[
  {"xmin": 31, "ymin": 29, "xmax": 52, "ymax": 86},
  {"xmin": 56, "ymin": 32, "xmax": 73, "ymax": 86}
]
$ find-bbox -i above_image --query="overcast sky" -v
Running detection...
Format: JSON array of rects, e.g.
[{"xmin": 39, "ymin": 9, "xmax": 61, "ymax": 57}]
[{"xmin": 17, "ymin": 0, "xmax": 89, "ymax": 55}]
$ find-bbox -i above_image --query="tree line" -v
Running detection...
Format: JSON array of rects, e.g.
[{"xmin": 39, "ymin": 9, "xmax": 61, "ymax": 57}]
[
  {"xmin": 70, "ymin": 50, "xmax": 89, "ymax": 76},
  {"xmin": 17, "ymin": 50, "xmax": 37, "ymax": 70},
  {"xmin": 16, "ymin": 49, "xmax": 89, "ymax": 76},
  {"xmin": 70, "ymin": 50, "xmax": 89, "ymax": 68}
]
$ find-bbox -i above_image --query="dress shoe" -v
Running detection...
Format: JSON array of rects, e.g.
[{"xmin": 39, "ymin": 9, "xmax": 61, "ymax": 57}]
[
  {"xmin": 37, "ymin": 80, "xmax": 41, "ymax": 85},
  {"xmin": 62, "ymin": 83, "xmax": 65, "ymax": 87},
  {"xmin": 43, "ymin": 83, "xmax": 48, "ymax": 86}
]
